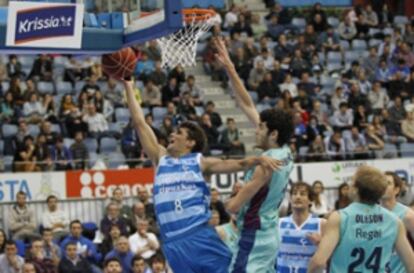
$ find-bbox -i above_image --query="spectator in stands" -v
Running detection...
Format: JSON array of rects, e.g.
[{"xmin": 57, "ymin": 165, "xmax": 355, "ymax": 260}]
[
  {"xmin": 59, "ymin": 95, "xmax": 77, "ymax": 119},
  {"xmin": 274, "ymin": 34, "xmax": 293, "ymax": 61},
  {"xmin": 290, "ymin": 49, "xmax": 310, "ymax": 78},
  {"xmin": 200, "ymin": 113, "xmax": 221, "ymax": 152},
  {"xmin": 141, "ymin": 80, "xmax": 161, "ymax": 108},
  {"xmin": 9, "ymin": 76, "xmax": 25, "ymax": 107},
  {"xmin": 324, "ymin": 130, "xmax": 345, "ymax": 160},
  {"xmin": 168, "ymin": 65, "xmax": 186, "ymax": 85},
  {"xmin": 51, "ymin": 137, "xmax": 73, "ymax": 170},
  {"xmin": 210, "ymin": 189, "xmax": 229, "ymax": 224},
  {"xmin": 13, "ymin": 135, "xmax": 37, "ymax": 172},
  {"xmin": 318, "ymin": 24, "xmax": 342, "ymax": 53},
  {"xmin": 110, "ymin": 188, "xmax": 132, "ymax": 221},
  {"xmin": 389, "ymin": 97, "xmax": 406, "ymax": 125},
  {"xmin": 34, "ymin": 133, "xmax": 52, "ymax": 171},
  {"xmin": 344, "ymin": 126, "xmax": 369, "ymax": 159},
  {"xmin": 23, "ymin": 263, "xmax": 36, "ymax": 273},
  {"xmin": 105, "ymin": 236, "xmax": 134, "ymax": 273},
  {"xmin": 389, "ymin": 59, "xmax": 411, "ymax": 80},
  {"xmin": 131, "ymin": 202, "xmax": 157, "ymax": 235},
  {"xmin": 41, "ymin": 228, "xmax": 61, "ymax": 266},
  {"xmin": 43, "ymin": 94, "xmax": 58, "ymax": 123},
  {"xmin": 42, "ymin": 195, "xmax": 69, "ymax": 240},
  {"xmin": 204, "ymin": 101, "xmax": 222, "ymax": 128},
  {"xmin": 311, "ymin": 180, "xmax": 330, "ymax": 217},
  {"xmin": 83, "ymin": 104, "xmax": 109, "ymax": 139},
  {"xmin": 161, "ymin": 77, "xmax": 180, "ymax": 106},
  {"xmin": 381, "ymin": 109, "xmax": 407, "ymax": 144},
  {"xmin": 0, "ymin": 229, "xmax": 5, "ymax": 254},
  {"xmin": 26, "ymin": 239, "xmax": 56, "ymax": 273},
  {"xmin": 257, "ymin": 72, "xmax": 279, "ymax": 105},
  {"xmin": 338, "ymin": 15, "xmax": 357, "ymax": 41},
  {"xmin": 180, "ymin": 75, "xmax": 204, "ymax": 105},
  {"xmin": 306, "ymin": 115, "xmax": 327, "ymax": 144},
  {"xmin": 307, "ymin": 135, "xmax": 326, "ymax": 161},
  {"xmin": 402, "ymin": 111, "xmax": 414, "ymax": 142},
  {"xmin": 70, "ymin": 131, "xmax": 89, "ymax": 170},
  {"xmin": 375, "ymin": 59, "xmax": 391, "ymax": 84},
  {"xmin": 128, "ymin": 219, "xmax": 159, "ymax": 260},
  {"xmin": 103, "ymin": 258, "xmax": 122, "ymax": 273},
  {"xmin": 331, "ymin": 102, "xmax": 353, "ymax": 131},
  {"xmin": 311, "ymin": 101, "xmax": 330, "ymax": 128},
  {"xmin": 230, "ymin": 48, "xmax": 251, "ymax": 85},
  {"xmin": 137, "ymin": 186, "xmax": 154, "ymax": 220},
  {"xmin": 292, "ymin": 112, "xmax": 308, "ymax": 147},
  {"xmin": 121, "ymin": 121, "xmax": 142, "ymax": 168},
  {"xmin": 334, "ymin": 183, "xmax": 351, "ymax": 210},
  {"xmin": 144, "ymin": 113, "xmax": 164, "ymax": 147},
  {"xmin": 0, "ymin": 240, "xmax": 24, "ymax": 273},
  {"xmin": 365, "ymin": 124, "xmax": 385, "ymax": 155},
  {"xmin": 308, "ymin": 2, "xmax": 327, "ymax": 30},
  {"xmin": 101, "ymin": 202, "xmax": 129, "ymax": 237},
  {"xmin": 28, "ymin": 55, "xmax": 53, "ymax": 82},
  {"xmin": 363, "ymin": 47, "xmax": 380, "ymax": 81},
  {"xmin": 208, "ymin": 210, "xmax": 220, "ymax": 227},
  {"xmin": 149, "ymin": 253, "xmax": 167, "ymax": 273},
  {"xmin": 353, "ymin": 104, "xmax": 369, "ymax": 131},
  {"xmin": 81, "ymin": 75, "xmax": 100, "ymax": 98},
  {"xmin": 9, "ymin": 191, "xmax": 39, "ymax": 241},
  {"xmin": 220, "ymin": 118, "xmax": 245, "ymax": 156},
  {"xmin": 279, "ymin": 73, "xmax": 298, "ymax": 98},
  {"xmin": 134, "ymin": 52, "xmax": 154, "ymax": 82},
  {"xmin": 247, "ymin": 60, "xmax": 266, "ymax": 91},
  {"xmin": 60, "ymin": 220, "xmax": 102, "ymax": 268},
  {"xmin": 396, "ymin": 42, "xmax": 414, "ymax": 68},
  {"xmin": 0, "ymin": 91, "xmax": 17, "ymax": 123},
  {"xmin": 159, "ymin": 116, "xmax": 173, "ymax": 141},
  {"xmin": 144, "ymin": 40, "xmax": 161, "ymax": 62},
  {"xmin": 100, "ymin": 224, "xmax": 121, "ymax": 259},
  {"xmin": 64, "ymin": 56, "xmax": 84, "ymax": 86},
  {"xmin": 104, "ymin": 78, "xmax": 124, "ymax": 108},
  {"xmin": 58, "ymin": 242, "xmax": 92, "ymax": 273},
  {"xmin": 131, "ymin": 256, "xmax": 150, "ymax": 273},
  {"xmin": 23, "ymin": 92, "xmax": 45, "ymax": 124},
  {"xmin": 40, "ymin": 121, "xmax": 58, "ymax": 146},
  {"xmin": 7, "ymin": 55, "xmax": 24, "ymax": 79},
  {"xmin": 231, "ymin": 13, "xmax": 253, "ymax": 37},
  {"xmin": 94, "ymin": 91, "xmax": 114, "ymax": 121},
  {"xmin": 177, "ymin": 91, "xmax": 197, "ymax": 121},
  {"xmin": 266, "ymin": 14, "xmax": 285, "ymax": 41},
  {"xmin": 355, "ymin": 13, "xmax": 369, "ymax": 39},
  {"xmin": 363, "ymin": 4, "xmax": 378, "ymax": 28},
  {"xmin": 368, "ymin": 81, "xmax": 390, "ymax": 114}
]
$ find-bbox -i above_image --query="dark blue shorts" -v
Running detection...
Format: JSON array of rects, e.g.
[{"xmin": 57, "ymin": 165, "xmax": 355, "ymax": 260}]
[{"xmin": 162, "ymin": 225, "xmax": 232, "ymax": 273}]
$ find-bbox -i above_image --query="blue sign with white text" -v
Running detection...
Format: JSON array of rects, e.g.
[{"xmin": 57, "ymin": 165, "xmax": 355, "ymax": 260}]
[{"xmin": 14, "ymin": 5, "xmax": 76, "ymax": 44}]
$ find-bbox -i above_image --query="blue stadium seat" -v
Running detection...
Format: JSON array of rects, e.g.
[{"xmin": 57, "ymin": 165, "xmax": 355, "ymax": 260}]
[
  {"xmin": 327, "ymin": 52, "xmax": 342, "ymax": 64},
  {"xmin": 28, "ymin": 124, "xmax": 40, "ymax": 137},
  {"xmin": 383, "ymin": 143, "xmax": 398, "ymax": 159},
  {"xmin": 152, "ymin": 107, "xmax": 168, "ymax": 121},
  {"xmin": 195, "ymin": 106, "xmax": 204, "ymax": 116},
  {"xmin": 327, "ymin": 17, "xmax": 339, "ymax": 28},
  {"xmin": 299, "ymin": 146, "xmax": 309, "ymax": 160},
  {"xmin": 326, "ymin": 63, "xmax": 343, "ymax": 73},
  {"xmin": 108, "ymin": 122, "xmax": 122, "ymax": 133},
  {"xmin": 38, "ymin": 81, "xmax": 54, "ymax": 94},
  {"xmin": 0, "ymin": 140, "xmax": 3, "ymax": 155},
  {"xmin": 249, "ymin": 91, "xmax": 259, "ymax": 104},
  {"xmin": 3, "ymin": 156, "xmax": 14, "ymax": 172},
  {"xmin": 394, "ymin": 15, "xmax": 409, "ymax": 25},
  {"xmin": 84, "ymin": 138, "xmax": 98, "ymax": 153},
  {"xmin": 2, "ymin": 124, "xmax": 18, "ymax": 138},
  {"xmin": 107, "ymin": 152, "xmax": 126, "ymax": 169},
  {"xmin": 344, "ymin": 51, "xmax": 360, "ymax": 63},
  {"xmin": 401, "ymin": 143, "xmax": 414, "ymax": 158},
  {"xmin": 339, "ymin": 40, "xmax": 350, "ymax": 50},
  {"xmin": 88, "ymin": 152, "xmax": 98, "ymax": 168},
  {"xmin": 351, "ymin": 39, "xmax": 367, "ymax": 51},
  {"xmin": 56, "ymin": 81, "xmax": 73, "ymax": 95},
  {"xmin": 111, "ymin": 12, "xmax": 124, "ymax": 29},
  {"xmin": 75, "ymin": 81, "xmax": 86, "ymax": 93},
  {"xmin": 0, "ymin": 8, "xmax": 7, "ymax": 24},
  {"xmin": 369, "ymin": 39, "xmax": 382, "ymax": 47},
  {"xmin": 115, "ymin": 108, "xmax": 131, "ymax": 123},
  {"xmin": 84, "ymin": 13, "xmax": 99, "ymax": 28},
  {"xmin": 100, "ymin": 137, "xmax": 118, "ymax": 153},
  {"xmin": 320, "ymin": 76, "xmax": 336, "ymax": 88},
  {"xmin": 292, "ymin": 18, "xmax": 307, "ymax": 30},
  {"xmin": 64, "ymin": 138, "xmax": 75, "ymax": 148},
  {"xmin": 1, "ymin": 81, "xmax": 9, "ymax": 91},
  {"xmin": 51, "ymin": 124, "xmax": 61, "ymax": 135},
  {"xmin": 97, "ymin": 13, "xmax": 112, "ymax": 29},
  {"xmin": 14, "ymin": 239, "xmax": 26, "ymax": 257}
]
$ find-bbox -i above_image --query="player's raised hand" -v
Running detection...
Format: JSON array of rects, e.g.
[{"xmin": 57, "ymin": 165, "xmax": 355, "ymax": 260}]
[
  {"xmin": 213, "ymin": 37, "xmax": 233, "ymax": 69},
  {"xmin": 258, "ymin": 156, "xmax": 283, "ymax": 171}
]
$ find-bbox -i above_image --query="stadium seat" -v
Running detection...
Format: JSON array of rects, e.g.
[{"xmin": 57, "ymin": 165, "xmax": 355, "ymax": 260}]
[
  {"xmin": 100, "ymin": 137, "xmax": 118, "ymax": 153},
  {"xmin": 0, "ymin": 8, "xmax": 7, "ymax": 24},
  {"xmin": 383, "ymin": 143, "xmax": 398, "ymax": 159},
  {"xmin": 256, "ymin": 103, "xmax": 271, "ymax": 112},
  {"xmin": 320, "ymin": 75, "xmax": 336, "ymax": 88},
  {"xmin": 63, "ymin": 138, "xmax": 75, "ymax": 148},
  {"xmin": 369, "ymin": 39, "xmax": 382, "ymax": 47},
  {"xmin": 37, "ymin": 81, "xmax": 54, "ymax": 94},
  {"xmin": 2, "ymin": 124, "xmax": 18, "ymax": 138},
  {"xmin": 3, "ymin": 156, "xmax": 14, "ymax": 172},
  {"xmin": 0, "ymin": 139, "xmax": 3, "ymax": 155},
  {"xmin": 195, "ymin": 106, "xmax": 204, "ymax": 116},
  {"xmin": 292, "ymin": 17, "xmax": 307, "ymax": 30},
  {"xmin": 28, "ymin": 124, "xmax": 40, "ymax": 137},
  {"xmin": 97, "ymin": 13, "xmax": 112, "ymax": 29},
  {"xmin": 75, "ymin": 81, "xmax": 86, "ymax": 93},
  {"xmin": 84, "ymin": 13, "xmax": 99, "ymax": 28},
  {"xmin": 327, "ymin": 17, "xmax": 339, "ymax": 28},
  {"xmin": 152, "ymin": 107, "xmax": 168, "ymax": 121},
  {"xmin": 1, "ymin": 81, "xmax": 9, "ymax": 91},
  {"xmin": 107, "ymin": 152, "xmax": 126, "ymax": 169},
  {"xmin": 400, "ymin": 143, "xmax": 414, "ymax": 158},
  {"xmin": 14, "ymin": 239, "xmax": 26, "ymax": 257},
  {"xmin": 88, "ymin": 152, "xmax": 98, "ymax": 168},
  {"xmin": 351, "ymin": 39, "xmax": 367, "ymax": 51},
  {"xmin": 115, "ymin": 108, "xmax": 131, "ymax": 123},
  {"xmin": 394, "ymin": 15, "xmax": 409, "ymax": 25},
  {"xmin": 326, "ymin": 63, "xmax": 343, "ymax": 73},
  {"xmin": 249, "ymin": 91, "xmax": 259, "ymax": 104},
  {"xmin": 19, "ymin": 56, "xmax": 35, "ymax": 69},
  {"xmin": 51, "ymin": 124, "xmax": 61, "ymax": 134},
  {"xmin": 111, "ymin": 12, "xmax": 124, "ymax": 29},
  {"xmin": 344, "ymin": 51, "xmax": 360, "ymax": 63},
  {"xmin": 108, "ymin": 122, "xmax": 122, "ymax": 133},
  {"xmin": 84, "ymin": 138, "xmax": 98, "ymax": 153},
  {"xmin": 299, "ymin": 146, "xmax": 309, "ymax": 160},
  {"xmin": 56, "ymin": 81, "xmax": 73, "ymax": 95},
  {"xmin": 326, "ymin": 52, "xmax": 342, "ymax": 64},
  {"xmin": 368, "ymin": 28, "xmax": 382, "ymax": 36},
  {"xmin": 339, "ymin": 40, "xmax": 350, "ymax": 50}
]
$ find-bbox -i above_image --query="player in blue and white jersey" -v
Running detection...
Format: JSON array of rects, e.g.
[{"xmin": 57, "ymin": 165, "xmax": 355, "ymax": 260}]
[
  {"xmin": 277, "ymin": 182, "xmax": 326, "ymax": 273},
  {"xmin": 308, "ymin": 166, "xmax": 414, "ymax": 273},
  {"xmin": 382, "ymin": 171, "xmax": 414, "ymax": 273},
  {"xmin": 124, "ymin": 80, "xmax": 282, "ymax": 273}
]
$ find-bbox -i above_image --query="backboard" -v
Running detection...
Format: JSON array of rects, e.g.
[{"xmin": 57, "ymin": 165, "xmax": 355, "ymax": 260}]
[{"xmin": 0, "ymin": 0, "xmax": 183, "ymax": 54}]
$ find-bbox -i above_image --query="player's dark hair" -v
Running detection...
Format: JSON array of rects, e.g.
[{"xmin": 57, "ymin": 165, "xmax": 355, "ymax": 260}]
[
  {"xmin": 179, "ymin": 121, "xmax": 207, "ymax": 153},
  {"xmin": 290, "ymin": 181, "xmax": 314, "ymax": 202},
  {"xmin": 385, "ymin": 171, "xmax": 403, "ymax": 197},
  {"xmin": 104, "ymin": 257, "xmax": 122, "ymax": 268},
  {"xmin": 260, "ymin": 109, "xmax": 293, "ymax": 146}
]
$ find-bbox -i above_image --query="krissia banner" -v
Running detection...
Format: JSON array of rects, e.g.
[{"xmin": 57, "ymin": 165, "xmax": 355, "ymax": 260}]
[{"xmin": 6, "ymin": 1, "xmax": 84, "ymax": 48}]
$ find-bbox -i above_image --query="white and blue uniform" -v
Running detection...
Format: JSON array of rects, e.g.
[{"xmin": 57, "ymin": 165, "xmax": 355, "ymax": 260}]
[
  {"xmin": 276, "ymin": 215, "xmax": 322, "ymax": 273},
  {"xmin": 153, "ymin": 153, "xmax": 231, "ymax": 273}
]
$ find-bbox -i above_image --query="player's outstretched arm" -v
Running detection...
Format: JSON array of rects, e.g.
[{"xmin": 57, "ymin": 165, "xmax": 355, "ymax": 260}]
[
  {"xmin": 213, "ymin": 37, "xmax": 260, "ymax": 128},
  {"xmin": 308, "ymin": 212, "xmax": 341, "ymax": 273},
  {"xmin": 124, "ymin": 80, "xmax": 166, "ymax": 164},
  {"xmin": 396, "ymin": 220, "xmax": 414, "ymax": 273},
  {"xmin": 201, "ymin": 155, "xmax": 282, "ymax": 175},
  {"xmin": 226, "ymin": 166, "xmax": 272, "ymax": 213}
]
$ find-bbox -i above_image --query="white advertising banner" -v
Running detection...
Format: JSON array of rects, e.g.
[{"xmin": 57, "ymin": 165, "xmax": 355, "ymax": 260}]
[
  {"xmin": 298, "ymin": 158, "xmax": 414, "ymax": 188},
  {"xmin": 6, "ymin": 1, "xmax": 84, "ymax": 48},
  {"xmin": 0, "ymin": 172, "xmax": 66, "ymax": 202}
]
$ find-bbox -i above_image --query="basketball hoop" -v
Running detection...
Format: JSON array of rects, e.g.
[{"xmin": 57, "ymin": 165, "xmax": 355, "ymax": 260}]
[{"xmin": 157, "ymin": 8, "xmax": 217, "ymax": 68}]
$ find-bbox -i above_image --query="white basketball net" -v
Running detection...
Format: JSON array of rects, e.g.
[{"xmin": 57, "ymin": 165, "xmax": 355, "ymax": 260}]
[{"xmin": 157, "ymin": 11, "xmax": 215, "ymax": 68}]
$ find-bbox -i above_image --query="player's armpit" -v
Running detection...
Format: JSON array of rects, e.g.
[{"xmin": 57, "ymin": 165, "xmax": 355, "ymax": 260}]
[
  {"xmin": 308, "ymin": 212, "xmax": 340, "ymax": 273},
  {"xmin": 225, "ymin": 166, "xmax": 271, "ymax": 214},
  {"xmin": 396, "ymin": 220, "xmax": 414, "ymax": 273}
]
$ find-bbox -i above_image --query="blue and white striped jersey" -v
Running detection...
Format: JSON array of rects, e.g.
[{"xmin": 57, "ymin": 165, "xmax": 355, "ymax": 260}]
[
  {"xmin": 153, "ymin": 153, "xmax": 210, "ymax": 241},
  {"xmin": 277, "ymin": 215, "xmax": 322, "ymax": 273}
]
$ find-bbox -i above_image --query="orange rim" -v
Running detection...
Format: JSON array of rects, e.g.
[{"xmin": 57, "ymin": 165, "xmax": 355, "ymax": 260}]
[{"xmin": 182, "ymin": 8, "xmax": 216, "ymax": 23}]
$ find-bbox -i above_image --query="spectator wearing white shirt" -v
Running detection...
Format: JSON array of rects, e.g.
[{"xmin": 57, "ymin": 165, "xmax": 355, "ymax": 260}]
[
  {"xmin": 311, "ymin": 181, "xmax": 331, "ymax": 217},
  {"xmin": 82, "ymin": 104, "xmax": 109, "ymax": 138},
  {"xmin": 253, "ymin": 48, "xmax": 275, "ymax": 71},
  {"xmin": 42, "ymin": 195, "xmax": 69, "ymax": 240},
  {"xmin": 223, "ymin": 4, "xmax": 238, "ymax": 30},
  {"xmin": 368, "ymin": 81, "xmax": 390, "ymax": 114},
  {"xmin": 23, "ymin": 93, "xmax": 45, "ymax": 123},
  {"xmin": 331, "ymin": 102, "xmax": 353, "ymax": 130},
  {"xmin": 0, "ymin": 240, "xmax": 24, "ymax": 273},
  {"xmin": 278, "ymin": 73, "xmax": 298, "ymax": 98},
  {"xmin": 180, "ymin": 75, "xmax": 204, "ymax": 105},
  {"xmin": 128, "ymin": 219, "xmax": 159, "ymax": 260}
]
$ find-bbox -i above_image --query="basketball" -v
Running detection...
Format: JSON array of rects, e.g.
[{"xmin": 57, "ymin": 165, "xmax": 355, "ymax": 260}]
[{"xmin": 101, "ymin": 47, "xmax": 137, "ymax": 79}]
